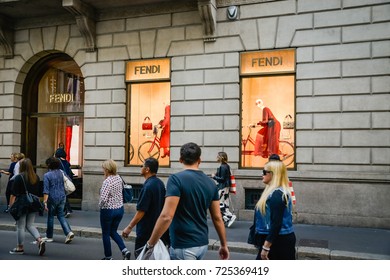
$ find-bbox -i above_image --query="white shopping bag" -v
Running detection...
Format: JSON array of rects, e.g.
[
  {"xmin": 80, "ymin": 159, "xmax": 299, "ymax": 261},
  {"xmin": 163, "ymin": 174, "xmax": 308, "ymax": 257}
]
[{"xmin": 136, "ymin": 239, "xmax": 170, "ymax": 260}]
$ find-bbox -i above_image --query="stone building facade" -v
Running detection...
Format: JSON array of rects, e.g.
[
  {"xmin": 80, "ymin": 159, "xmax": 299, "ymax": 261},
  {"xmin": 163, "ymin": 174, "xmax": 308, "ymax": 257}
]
[{"xmin": 0, "ymin": 0, "xmax": 389, "ymax": 228}]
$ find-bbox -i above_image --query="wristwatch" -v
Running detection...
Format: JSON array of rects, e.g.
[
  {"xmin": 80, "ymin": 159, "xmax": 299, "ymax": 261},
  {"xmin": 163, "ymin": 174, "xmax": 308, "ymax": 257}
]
[{"xmin": 146, "ymin": 242, "xmax": 154, "ymax": 249}]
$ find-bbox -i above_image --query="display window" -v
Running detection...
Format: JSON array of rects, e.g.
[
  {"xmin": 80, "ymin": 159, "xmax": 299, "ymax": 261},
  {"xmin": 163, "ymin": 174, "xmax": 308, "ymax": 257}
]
[
  {"xmin": 36, "ymin": 68, "xmax": 84, "ymax": 176},
  {"xmin": 240, "ymin": 50, "xmax": 295, "ymax": 168},
  {"xmin": 125, "ymin": 59, "xmax": 171, "ymax": 166}
]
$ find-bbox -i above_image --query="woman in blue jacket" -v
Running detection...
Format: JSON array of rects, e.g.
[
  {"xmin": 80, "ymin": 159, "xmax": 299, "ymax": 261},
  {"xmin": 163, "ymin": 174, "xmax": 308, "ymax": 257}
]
[{"xmin": 254, "ymin": 159, "xmax": 296, "ymax": 260}]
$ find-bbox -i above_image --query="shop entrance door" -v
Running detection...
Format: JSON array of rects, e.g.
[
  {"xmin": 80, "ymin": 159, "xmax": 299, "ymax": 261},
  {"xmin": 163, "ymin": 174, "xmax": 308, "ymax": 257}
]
[{"xmin": 21, "ymin": 54, "xmax": 84, "ymax": 209}]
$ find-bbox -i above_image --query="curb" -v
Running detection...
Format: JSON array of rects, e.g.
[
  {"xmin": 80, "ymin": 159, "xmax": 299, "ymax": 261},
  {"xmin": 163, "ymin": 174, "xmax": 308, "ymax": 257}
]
[{"xmin": 1, "ymin": 223, "xmax": 388, "ymax": 260}]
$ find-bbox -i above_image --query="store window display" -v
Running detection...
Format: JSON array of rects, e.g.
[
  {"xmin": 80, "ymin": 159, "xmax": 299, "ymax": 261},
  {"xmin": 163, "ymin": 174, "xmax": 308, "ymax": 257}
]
[
  {"xmin": 254, "ymin": 99, "xmax": 281, "ymax": 158},
  {"xmin": 127, "ymin": 83, "xmax": 170, "ymax": 166},
  {"xmin": 126, "ymin": 58, "xmax": 171, "ymax": 167},
  {"xmin": 241, "ymin": 76, "xmax": 295, "ymax": 168}
]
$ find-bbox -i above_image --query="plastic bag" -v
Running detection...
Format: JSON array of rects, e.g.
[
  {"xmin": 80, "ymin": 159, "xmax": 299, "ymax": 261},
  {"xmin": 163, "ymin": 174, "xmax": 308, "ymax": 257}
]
[{"xmin": 136, "ymin": 239, "xmax": 170, "ymax": 260}]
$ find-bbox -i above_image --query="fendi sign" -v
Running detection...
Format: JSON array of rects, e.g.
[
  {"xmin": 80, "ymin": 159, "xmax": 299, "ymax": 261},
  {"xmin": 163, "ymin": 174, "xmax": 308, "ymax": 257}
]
[
  {"xmin": 126, "ymin": 59, "xmax": 170, "ymax": 82},
  {"xmin": 240, "ymin": 49, "xmax": 295, "ymax": 75}
]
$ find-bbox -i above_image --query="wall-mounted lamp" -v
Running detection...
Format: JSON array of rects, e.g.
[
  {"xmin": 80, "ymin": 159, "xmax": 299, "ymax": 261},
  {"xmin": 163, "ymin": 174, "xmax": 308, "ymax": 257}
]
[{"xmin": 227, "ymin": 6, "xmax": 238, "ymax": 20}]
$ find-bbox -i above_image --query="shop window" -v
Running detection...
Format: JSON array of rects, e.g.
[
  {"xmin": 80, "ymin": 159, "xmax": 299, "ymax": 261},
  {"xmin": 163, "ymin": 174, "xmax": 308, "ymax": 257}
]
[
  {"xmin": 37, "ymin": 69, "xmax": 84, "ymax": 176},
  {"xmin": 240, "ymin": 50, "xmax": 296, "ymax": 168},
  {"xmin": 125, "ymin": 59, "xmax": 171, "ymax": 166}
]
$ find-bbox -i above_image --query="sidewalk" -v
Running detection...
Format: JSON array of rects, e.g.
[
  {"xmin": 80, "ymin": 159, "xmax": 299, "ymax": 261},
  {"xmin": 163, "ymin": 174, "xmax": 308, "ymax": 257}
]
[{"xmin": 0, "ymin": 209, "xmax": 389, "ymax": 260}]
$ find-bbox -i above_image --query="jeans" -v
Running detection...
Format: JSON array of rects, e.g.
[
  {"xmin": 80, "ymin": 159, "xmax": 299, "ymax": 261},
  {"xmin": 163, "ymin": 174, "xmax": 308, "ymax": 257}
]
[
  {"xmin": 46, "ymin": 198, "xmax": 72, "ymax": 238},
  {"xmin": 100, "ymin": 207, "xmax": 126, "ymax": 258},
  {"xmin": 17, "ymin": 212, "xmax": 40, "ymax": 246},
  {"xmin": 169, "ymin": 245, "xmax": 208, "ymax": 260}
]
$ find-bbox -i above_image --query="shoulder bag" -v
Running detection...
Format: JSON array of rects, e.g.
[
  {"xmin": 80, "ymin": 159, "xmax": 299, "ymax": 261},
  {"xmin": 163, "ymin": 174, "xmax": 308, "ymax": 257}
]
[
  {"xmin": 61, "ymin": 170, "xmax": 76, "ymax": 195},
  {"xmin": 121, "ymin": 176, "xmax": 133, "ymax": 203},
  {"xmin": 9, "ymin": 175, "xmax": 43, "ymax": 220}
]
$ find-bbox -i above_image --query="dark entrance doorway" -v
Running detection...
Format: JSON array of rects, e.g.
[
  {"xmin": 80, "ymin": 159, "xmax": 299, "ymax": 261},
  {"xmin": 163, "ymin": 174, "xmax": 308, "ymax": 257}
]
[{"xmin": 21, "ymin": 53, "xmax": 84, "ymax": 209}]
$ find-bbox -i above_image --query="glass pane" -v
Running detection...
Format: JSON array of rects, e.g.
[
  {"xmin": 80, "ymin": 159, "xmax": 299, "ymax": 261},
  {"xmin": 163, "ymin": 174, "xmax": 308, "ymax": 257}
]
[
  {"xmin": 38, "ymin": 69, "xmax": 84, "ymax": 114},
  {"xmin": 36, "ymin": 116, "xmax": 83, "ymax": 176},
  {"xmin": 127, "ymin": 82, "xmax": 170, "ymax": 166},
  {"xmin": 241, "ymin": 75, "xmax": 295, "ymax": 168}
]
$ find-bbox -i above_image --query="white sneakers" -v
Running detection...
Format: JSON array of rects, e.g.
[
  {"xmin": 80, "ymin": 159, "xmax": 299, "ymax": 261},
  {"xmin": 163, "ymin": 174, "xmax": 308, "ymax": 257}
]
[
  {"xmin": 42, "ymin": 237, "xmax": 54, "ymax": 243},
  {"xmin": 65, "ymin": 232, "xmax": 74, "ymax": 244},
  {"xmin": 227, "ymin": 215, "xmax": 236, "ymax": 228}
]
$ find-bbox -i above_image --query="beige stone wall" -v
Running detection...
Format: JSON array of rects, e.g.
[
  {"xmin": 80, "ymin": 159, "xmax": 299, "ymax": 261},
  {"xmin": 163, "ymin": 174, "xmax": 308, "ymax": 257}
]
[{"xmin": 0, "ymin": 0, "xmax": 389, "ymax": 228}]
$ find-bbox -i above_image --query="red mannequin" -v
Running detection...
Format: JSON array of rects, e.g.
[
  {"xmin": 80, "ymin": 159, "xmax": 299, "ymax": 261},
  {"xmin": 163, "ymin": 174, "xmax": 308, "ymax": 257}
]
[
  {"xmin": 254, "ymin": 99, "xmax": 281, "ymax": 158},
  {"xmin": 159, "ymin": 105, "xmax": 170, "ymax": 158}
]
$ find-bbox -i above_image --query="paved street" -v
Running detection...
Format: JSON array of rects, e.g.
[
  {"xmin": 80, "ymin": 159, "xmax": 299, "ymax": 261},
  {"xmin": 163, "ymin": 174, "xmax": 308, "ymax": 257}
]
[{"xmin": 0, "ymin": 230, "xmax": 255, "ymax": 260}]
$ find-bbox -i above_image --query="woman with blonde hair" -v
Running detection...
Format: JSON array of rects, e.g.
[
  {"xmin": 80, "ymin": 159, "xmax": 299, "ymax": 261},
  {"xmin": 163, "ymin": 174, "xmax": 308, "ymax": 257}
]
[
  {"xmin": 99, "ymin": 159, "xmax": 131, "ymax": 260},
  {"xmin": 253, "ymin": 160, "xmax": 296, "ymax": 260}
]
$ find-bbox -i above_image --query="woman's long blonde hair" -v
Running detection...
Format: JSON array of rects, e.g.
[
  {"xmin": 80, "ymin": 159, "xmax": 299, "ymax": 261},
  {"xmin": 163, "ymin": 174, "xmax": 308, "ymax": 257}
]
[{"xmin": 256, "ymin": 160, "xmax": 290, "ymax": 215}]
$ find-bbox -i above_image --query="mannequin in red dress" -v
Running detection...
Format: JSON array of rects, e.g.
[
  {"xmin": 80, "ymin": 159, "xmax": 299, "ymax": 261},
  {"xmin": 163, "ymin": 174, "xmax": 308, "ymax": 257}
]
[
  {"xmin": 159, "ymin": 105, "xmax": 170, "ymax": 158},
  {"xmin": 254, "ymin": 99, "xmax": 281, "ymax": 158}
]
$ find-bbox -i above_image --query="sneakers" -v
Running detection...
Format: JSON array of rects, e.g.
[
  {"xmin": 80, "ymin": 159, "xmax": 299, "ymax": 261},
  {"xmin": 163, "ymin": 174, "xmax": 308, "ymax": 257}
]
[
  {"xmin": 42, "ymin": 237, "xmax": 54, "ymax": 243},
  {"xmin": 227, "ymin": 214, "xmax": 236, "ymax": 228},
  {"xmin": 123, "ymin": 250, "xmax": 131, "ymax": 260},
  {"xmin": 38, "ymin": 240, "xmax": 46, "ymax": 256},
  {"xmin": 9, "ymin": 248, "xmax": 24, "ymax": 255},
  {"xmin": 102, "ymin": 257, "xmax": 113, "ymax": 260},
  {"xmin": 64, "ymin": 212, "xmax": 70, "ymax": 218},
  {"xmin": 65, "ymin": 232, "xmax": 74, "ymax": 244}
]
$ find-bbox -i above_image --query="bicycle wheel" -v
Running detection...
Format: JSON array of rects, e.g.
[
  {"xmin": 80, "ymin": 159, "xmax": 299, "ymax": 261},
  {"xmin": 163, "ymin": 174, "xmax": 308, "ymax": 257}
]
[
  {"xmin": 129, "ymin": 144, "xmax": 134, "ymax": 161},
  {"xmin": 138, "ymin": 141, "xmax": 160, "ymax": 162},
  {"xmin": 279, "ymin": 141, "xmax": 294, "ymax": 167}
]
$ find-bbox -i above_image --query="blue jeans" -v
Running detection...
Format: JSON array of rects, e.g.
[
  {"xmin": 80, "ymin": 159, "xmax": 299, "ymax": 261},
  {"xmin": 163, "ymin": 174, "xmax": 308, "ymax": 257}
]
[
  {"xmin": 100, "ymin": 207, "xmax": 126, "ymax": 258},
  {"xmin": 169, "ymin": 245, "xmax": 208, "ymax": 260},
  {"xmin": 46, "ymin": 198, "xmax": 72, "ymax": 238}
]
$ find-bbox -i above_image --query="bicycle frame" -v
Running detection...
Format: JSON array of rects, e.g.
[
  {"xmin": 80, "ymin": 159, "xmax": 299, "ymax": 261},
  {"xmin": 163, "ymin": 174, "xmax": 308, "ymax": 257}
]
[{"xmin": 241, "ymin": 125, "xmax": 295, "ymax": 167}]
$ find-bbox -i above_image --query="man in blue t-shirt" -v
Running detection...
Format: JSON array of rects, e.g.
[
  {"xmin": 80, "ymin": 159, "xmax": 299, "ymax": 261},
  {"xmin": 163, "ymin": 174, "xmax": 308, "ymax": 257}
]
[
  {"xmin": 121, "ymin": 157, "xmax": 169, "ymax": 259},
  {"xmin": 147, "ymin": 142, "xmax": 229, "ymax": 260}
]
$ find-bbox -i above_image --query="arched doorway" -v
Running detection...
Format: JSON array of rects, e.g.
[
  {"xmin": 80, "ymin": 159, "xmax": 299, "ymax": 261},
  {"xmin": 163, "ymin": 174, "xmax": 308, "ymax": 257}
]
[{"xmin": 21, "ymin": 53, "xmax": 84, "ymax": 209}]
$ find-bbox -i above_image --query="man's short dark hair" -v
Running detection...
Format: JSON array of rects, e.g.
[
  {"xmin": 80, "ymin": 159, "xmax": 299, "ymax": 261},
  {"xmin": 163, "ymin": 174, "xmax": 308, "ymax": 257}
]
[
  {"xmin": 46, "ymin": 156, "xmax": 61, "ymax": 170},
  {"xmin": 144, "ymin": 157, "xmax": 159, "ymax": 174},
  {"xmin": 180, "ymin": 142, "xmax": 201, "ymax": 165},
  {"xmin": 55, "ymin": 148, "xmax": 66, "ymax": 158},
  {"xmin": 268, "ymin": 154, "xmax": 281, "ymax": 161}
]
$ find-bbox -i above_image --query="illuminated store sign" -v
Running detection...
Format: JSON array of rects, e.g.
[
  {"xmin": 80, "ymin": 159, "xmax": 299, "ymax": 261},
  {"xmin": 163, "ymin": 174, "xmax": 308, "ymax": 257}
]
[
  {"xmin": 126, "ymin": 59, "xmax": 170, "ymax": 82},
  {"xmin": 47, "ymin": 76, "xmax": 74, "ymax": 103},
  {"xmin": 240, "ymin": 49, "xmax": 295, "ymax": 75}
]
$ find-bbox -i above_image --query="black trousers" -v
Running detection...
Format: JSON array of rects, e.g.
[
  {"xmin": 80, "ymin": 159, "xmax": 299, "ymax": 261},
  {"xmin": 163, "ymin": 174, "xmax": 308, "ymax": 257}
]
[{"xmin": 256, "ymin": 232, "xmax": 296, "ymax": 260}]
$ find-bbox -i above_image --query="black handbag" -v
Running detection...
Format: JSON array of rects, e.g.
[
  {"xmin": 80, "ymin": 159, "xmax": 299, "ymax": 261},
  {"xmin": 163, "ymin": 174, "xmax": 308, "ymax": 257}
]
[
  {"xmin": 247, "ymin": 213, "xmax": 262, "ymax": 247},
  {"xmin": 120, "ymin": 176, "xmax": 133, "ymax": 203},
  {"xmin": 9, "ymin": 175, "xmax": 43, "ymax": 220},
  {"xmin": 9, "ymin": 194, "xmax": 32, "ymax": 220}
]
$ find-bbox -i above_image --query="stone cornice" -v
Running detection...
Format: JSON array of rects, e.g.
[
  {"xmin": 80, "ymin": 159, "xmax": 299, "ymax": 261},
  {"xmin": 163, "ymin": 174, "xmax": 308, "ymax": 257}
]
[
  {"xmin": 0, "ymin": 15, "xmax": 14, "ymax": 58},
  {"xmin": 62, "ymin": 0, "xmax": 96, "ymax": 52}
]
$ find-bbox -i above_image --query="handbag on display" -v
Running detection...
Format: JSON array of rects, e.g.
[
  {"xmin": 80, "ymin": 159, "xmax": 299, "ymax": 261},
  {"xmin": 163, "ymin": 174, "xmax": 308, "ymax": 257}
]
[
  {"xmin": 142, "ymin": 116, "xmax": 153, "ymax": 130},
  {"xmin": 229, "ymin": 168, "xmax": 236, "ymax": 194},
  {"xmin": 121, "ymin": 176, "xmax": 133, "ymax": 203},
  {"xmin": 62, "ymin": 171, "xmax": 76, "ymax": 195},
  {"xmin": 283, "ymin": 114, "xmax": 294, "ymax": 129}
]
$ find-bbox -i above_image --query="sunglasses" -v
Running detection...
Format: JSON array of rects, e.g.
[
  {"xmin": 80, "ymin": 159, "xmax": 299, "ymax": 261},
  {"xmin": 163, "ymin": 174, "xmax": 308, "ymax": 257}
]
[{"xmin": 262, "ymin": 170, "xmax": 272, "ymax": 176}]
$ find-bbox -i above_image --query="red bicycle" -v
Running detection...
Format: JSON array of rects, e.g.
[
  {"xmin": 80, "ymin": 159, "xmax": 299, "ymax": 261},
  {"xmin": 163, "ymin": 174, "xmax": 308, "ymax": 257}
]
[
  {"xmin": 137, "ymin": 125, "xmax": 163, "ymax": 162},
  {"xmin": 242, "ymin": 125, "xmax": 294, "ymax": 167}
]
